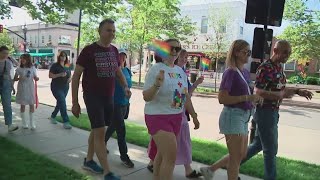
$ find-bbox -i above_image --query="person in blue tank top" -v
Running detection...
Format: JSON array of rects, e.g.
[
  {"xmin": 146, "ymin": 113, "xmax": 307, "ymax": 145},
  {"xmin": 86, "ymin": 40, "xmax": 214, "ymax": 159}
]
[{"xmin": 105, "ymin": 51, "xmax": 134, "ymax": 168}]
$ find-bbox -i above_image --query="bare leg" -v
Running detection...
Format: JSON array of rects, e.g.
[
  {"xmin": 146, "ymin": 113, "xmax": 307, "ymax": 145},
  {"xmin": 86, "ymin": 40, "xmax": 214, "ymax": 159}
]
[
  {"xmin": 226, "ymin": 135, "xmax": 246, "ymax": 180},
  {"xmin": 153, "ymin": 131, "xmax": 177, "ymax": 180}
]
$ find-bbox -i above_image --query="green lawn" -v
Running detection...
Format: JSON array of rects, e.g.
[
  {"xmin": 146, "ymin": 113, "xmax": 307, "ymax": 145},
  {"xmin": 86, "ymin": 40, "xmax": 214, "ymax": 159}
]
[
  {"xmin": 0, "ymin": 136, "xmax": 91, "ymax": 180},
  {"xmin": 57, "ymin": 114, "xmax": 320, "ymax": 180}
]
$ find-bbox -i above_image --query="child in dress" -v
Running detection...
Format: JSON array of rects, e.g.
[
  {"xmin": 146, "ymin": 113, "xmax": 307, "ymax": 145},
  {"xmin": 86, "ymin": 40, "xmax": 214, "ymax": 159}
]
[{"xmin": 14, "ymin": 54, "xmax": 39, "ymax": 130}]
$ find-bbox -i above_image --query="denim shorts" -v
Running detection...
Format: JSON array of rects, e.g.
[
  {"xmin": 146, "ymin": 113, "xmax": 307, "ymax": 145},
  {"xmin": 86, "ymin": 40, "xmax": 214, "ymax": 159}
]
[{"xmin": 219, "ymin": 106, "xmax": 251, "ymax": 135}]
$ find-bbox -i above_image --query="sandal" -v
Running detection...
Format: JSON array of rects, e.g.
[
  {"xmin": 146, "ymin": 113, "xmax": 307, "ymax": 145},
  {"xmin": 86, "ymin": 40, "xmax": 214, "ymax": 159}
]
[
  {"xmin": 147, "ymin": 165, "xmax": 153, "ymax": 173},
  {"xmin": 186, "ymin": 170, "xmax": 202, "ymax": 178}
]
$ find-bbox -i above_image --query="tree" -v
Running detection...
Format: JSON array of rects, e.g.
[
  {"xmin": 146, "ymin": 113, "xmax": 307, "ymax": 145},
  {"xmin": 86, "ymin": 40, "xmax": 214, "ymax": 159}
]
[
  {"xmin": 208, "ymin": 5, "xmax": 234, "ymax": 92},
  {"xmin": 117, "ymin": 0, "xmax": 195, "ymax": 85},
  {"xmin": 278, "ymin": 0, "xmax": 320, "ymax": 64},
  {"xmin": 0, "ymin": 0, "xmax": 121, "ymax": 24},
  {"xmin": 0, "ymin": 30, "xmax": 14, "ymax": 53}
]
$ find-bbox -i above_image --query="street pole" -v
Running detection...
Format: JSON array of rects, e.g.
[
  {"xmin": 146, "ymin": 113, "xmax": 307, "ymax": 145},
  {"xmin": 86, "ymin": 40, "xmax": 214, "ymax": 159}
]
[
  {"xmin": 76, "ymin": 9, "xmax": 82, "ymax": 62},
  {"xmin": 22, "ymin": 24, "xmax": 27, "ymax": 53}
]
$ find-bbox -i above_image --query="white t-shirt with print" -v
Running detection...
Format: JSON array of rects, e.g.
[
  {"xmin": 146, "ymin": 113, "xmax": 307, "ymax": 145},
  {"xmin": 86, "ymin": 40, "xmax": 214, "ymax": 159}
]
[{"xmin": 144, "ymin": 63, "xmax": 188, "ymax": 115}]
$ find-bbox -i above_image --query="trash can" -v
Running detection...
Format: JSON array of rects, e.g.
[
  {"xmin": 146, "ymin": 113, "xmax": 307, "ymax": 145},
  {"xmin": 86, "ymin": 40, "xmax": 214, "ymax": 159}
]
[{"xmin": 190, "ymin": 73, "xmax": 197, "ymax": 83}]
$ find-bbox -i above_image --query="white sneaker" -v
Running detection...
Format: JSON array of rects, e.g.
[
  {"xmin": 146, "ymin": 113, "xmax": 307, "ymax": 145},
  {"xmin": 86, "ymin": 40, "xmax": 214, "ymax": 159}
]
[
  {"xmin": 200, "ymin": 167, "xmax": 215, "ymax": 180},
  {"xmin": 8, "ymin": 124, "xmax": 19, "ymax": 132}
]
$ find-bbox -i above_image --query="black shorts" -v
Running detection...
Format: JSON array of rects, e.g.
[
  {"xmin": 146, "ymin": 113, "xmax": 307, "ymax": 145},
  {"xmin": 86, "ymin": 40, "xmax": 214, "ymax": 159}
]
[{"xmin": 83, "ymin": 92, "xmax": 114, "ymax": 129}]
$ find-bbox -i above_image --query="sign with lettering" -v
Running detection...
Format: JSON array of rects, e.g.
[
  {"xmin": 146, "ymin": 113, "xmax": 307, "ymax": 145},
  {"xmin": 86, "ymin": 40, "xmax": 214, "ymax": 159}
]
[{"xmin": 181, "ymin": 43, "xmax": 215, "ymax": 52}]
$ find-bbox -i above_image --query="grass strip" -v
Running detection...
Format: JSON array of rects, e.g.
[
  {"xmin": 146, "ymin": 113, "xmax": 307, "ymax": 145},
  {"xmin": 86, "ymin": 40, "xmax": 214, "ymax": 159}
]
[
  {"xmin": 0, "ymin": 136, "xmax": 91, "ymax": 180},
  {"xmin": 56, "ymin": 114, "xmax": 320, "ymax": 180}
]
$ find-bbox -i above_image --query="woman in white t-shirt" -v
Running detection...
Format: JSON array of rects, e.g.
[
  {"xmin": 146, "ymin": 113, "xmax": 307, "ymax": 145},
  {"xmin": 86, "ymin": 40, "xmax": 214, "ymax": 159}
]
[{"xmin": 143, "ymin": 38, "xmax": 200, "ymax": 180}]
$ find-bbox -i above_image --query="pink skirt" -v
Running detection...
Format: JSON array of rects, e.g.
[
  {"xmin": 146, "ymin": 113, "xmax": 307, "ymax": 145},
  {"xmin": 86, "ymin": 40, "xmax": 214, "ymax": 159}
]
[{"xmin": 147, "ymin": 111, "xmax": 192, "ymax": 165}]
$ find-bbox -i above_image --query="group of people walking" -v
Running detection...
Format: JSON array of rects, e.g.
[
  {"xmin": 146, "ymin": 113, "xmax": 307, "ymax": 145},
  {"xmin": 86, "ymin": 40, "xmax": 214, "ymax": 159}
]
[{"xmin": 0, "ymin": 18, "xmax": 314, "ymax": 180}]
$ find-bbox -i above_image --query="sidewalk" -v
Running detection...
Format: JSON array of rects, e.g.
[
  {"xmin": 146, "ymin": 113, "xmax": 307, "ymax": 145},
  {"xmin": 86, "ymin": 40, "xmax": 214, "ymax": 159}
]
[{"xmin": 0, "ymin": 104, "xmax": 261, "ymax": 180}]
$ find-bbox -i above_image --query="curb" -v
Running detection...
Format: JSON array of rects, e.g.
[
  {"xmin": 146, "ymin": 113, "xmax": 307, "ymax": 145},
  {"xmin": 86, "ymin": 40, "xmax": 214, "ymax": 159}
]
[{"xmin": 131, "ymin": 86, "xmax": 320, "ymax": 109}]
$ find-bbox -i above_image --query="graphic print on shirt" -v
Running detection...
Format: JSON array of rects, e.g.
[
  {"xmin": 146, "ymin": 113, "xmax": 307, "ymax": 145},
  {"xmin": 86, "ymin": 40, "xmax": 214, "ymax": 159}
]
[
  {"xmin": 94, "ymin": 51, "xmax": 118, "ymax": 78},
  {"xmin": 168, "ymin": 72, "xmax": 187, "ymax": 109}
]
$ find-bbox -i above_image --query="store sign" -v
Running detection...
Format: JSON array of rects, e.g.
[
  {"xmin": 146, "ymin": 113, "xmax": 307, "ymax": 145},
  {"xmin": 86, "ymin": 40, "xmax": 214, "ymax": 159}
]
[
  {"xmin": 59, "ymin": 35, "xmax": 71, "ymax": 44},
  {"xmin": 182, "ymin": 44, "xmax": 215, "ymax": 51}
]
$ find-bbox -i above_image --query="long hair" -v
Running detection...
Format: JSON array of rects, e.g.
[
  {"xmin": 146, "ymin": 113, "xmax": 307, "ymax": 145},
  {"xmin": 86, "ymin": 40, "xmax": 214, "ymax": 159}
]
[
  {"xmin": 225, "ymin": 39, "xmax": 249, "ymax": 69},
  {"xmin": 20, "ymin": 54, "xmax": 33, "ymax": 68},
  {"xmin": 57, "ymin": 51, "xmax": 69, "ymax": 65},
  {"xmin": 175, "ymin": 49, "xmax": 187, "ymax": 65}
]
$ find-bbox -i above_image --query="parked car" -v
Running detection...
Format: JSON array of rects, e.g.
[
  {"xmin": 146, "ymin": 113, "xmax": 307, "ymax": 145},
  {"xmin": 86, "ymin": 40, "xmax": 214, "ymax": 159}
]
[{"xmin": 130, "ymin": 64, "xmax": 141, "ymax": 74}]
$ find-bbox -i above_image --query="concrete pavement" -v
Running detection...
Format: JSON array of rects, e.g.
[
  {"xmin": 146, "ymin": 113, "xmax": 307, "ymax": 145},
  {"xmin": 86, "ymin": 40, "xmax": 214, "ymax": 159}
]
[
  {"xmin": 0, "ymin": 103, "xmax": 261, "ymax": 180},
  {"xmin": 34, "ymin": 69, "xmax": 320, "ymax": 165}
]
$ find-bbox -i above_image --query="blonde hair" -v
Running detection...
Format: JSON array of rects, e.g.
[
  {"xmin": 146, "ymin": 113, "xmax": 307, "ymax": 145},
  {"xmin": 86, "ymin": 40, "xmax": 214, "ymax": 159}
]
[{"xmin": 225, "ymin": 39, "xmax": 249, "ymax": 68}]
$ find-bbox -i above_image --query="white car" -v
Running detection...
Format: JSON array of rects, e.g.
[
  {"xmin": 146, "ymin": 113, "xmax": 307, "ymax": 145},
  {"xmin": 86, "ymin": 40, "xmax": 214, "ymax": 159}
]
[{"xmin": 130, "ymin": 64, "xmax": 141, "ymax": 74}]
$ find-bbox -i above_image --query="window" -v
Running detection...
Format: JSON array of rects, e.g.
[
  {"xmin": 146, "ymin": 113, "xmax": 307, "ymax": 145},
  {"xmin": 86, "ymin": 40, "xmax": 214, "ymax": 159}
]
[
  {"xmin": 201, "ymin": 17, "xmax": 208, "ymax": 34},
  {"xmin": 35, "ymin": 35, "xmax": 37, "ymax": 44},
  {"xmin": 240, "ymin": 26, "xmax": 243, "ymax": 35},
  {"xmin": 48, "ymin": 35, "xmax": 52, "ymax": 42},
  {"xmin": 42, "ymin": 35, "xmax": 45, "ymax": 43},
  {"xmin": 219, "ymin": 25, "xmax": 226, "ymax": 33},
  {"xmin": 284, "ymin": 61, "xmax": 296, "ymax": 71},
  {"xmin": 29, "ymin": 35, "xmax": 32, "ymax": 42}
]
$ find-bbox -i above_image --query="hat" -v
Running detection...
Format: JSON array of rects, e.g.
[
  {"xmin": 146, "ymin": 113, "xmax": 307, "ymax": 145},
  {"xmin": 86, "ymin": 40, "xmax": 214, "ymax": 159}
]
[{"xmin": 119, "ymin": 48, "xmax": 127, "ymax": 56}]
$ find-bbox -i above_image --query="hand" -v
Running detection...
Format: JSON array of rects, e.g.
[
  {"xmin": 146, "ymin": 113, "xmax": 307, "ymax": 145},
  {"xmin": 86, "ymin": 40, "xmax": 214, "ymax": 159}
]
[
  {"xmin": 60, "ymin": 72, "xmax": 67, "ymax": 77},
  {"xmin": 12, "ymin": 88, "xmax": 15, "ymax": 95},
  {"xmin": 283, "ymin": 88, "xmax": 296, "ymax": 98},
  {"xmin": 34, "ymin": 77, "xmax": 39, "ymax": 81},
  {"xmin": 297, "ymin": 89, "xmax": 313, "ymax": 100},
  {"xmin": 155, "ymin": 70, "xmax": 165, "ymax": 87},
  {"xmin": 67, "ymin": 78, "xmax": 72, "ymax": 83},
  {"xmin": 192, "ymin": 117, "xmax": 200, "ymax": 130},
  {"xmin": 124, "ymin": 87, "xmax": 132, "ymax": 98},
  {"xmin": 248, "ymin": 94, "xmax": 264, "ymax": 104},
  {"xmin": 72, "ymin": 103, "xmax": 81, "ymax": 118},
  {"xmin": 194, "ymin": 76, "xmax": 204, "ymax": 86}
]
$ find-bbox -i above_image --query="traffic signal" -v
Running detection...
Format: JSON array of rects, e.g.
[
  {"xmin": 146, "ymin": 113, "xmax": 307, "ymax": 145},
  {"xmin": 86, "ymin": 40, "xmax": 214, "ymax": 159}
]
[
  {"xmin": 0, "ymin": 24, "xmax": 3, "ymax": 33},
  {"xmin": 9, "ymin": 0, "xmax": 23, "ymax": 8}
]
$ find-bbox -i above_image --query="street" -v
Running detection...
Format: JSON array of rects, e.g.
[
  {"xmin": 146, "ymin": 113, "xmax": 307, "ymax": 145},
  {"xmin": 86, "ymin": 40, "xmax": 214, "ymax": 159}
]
[{"xmin": 35, "ymin": 69, "xmax": 320, "ymax": 165}]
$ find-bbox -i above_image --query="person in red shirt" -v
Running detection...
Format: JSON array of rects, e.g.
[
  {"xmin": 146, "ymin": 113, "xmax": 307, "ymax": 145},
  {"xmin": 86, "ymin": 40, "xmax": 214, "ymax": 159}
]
[{"xmin": 71, "ymin": 19, "xmax": 130, "ymax": 180}]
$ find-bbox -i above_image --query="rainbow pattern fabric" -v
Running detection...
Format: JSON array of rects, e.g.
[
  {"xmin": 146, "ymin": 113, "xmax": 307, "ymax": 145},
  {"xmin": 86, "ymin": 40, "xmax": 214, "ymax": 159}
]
[
  {"xmin": 149, "ymin": 39, "xmax": 171, "ymax": 58},
  {"xmin": 201, "ymin": 58, "xmax": 210, "ymax": 71}
]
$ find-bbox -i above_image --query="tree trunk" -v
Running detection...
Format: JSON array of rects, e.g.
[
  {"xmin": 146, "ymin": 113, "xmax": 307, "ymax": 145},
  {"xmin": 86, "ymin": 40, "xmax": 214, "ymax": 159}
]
[
  {"xmin": 138, "ymin": 43, "xmax": 143, "ymax": 86},
  {"xmin": 214, "ymin": 52, "xmax": 220, "ymax": 92}
]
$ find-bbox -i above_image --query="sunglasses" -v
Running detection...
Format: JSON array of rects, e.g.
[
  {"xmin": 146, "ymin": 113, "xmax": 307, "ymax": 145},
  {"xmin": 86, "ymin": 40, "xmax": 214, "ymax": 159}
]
[
  {"xmin": 106, "ymin": 29, "xmax": 116, "ymax": 33},
  {"xmin": 241, "ymin": 50, "xmax": 252, "ymax": 56},
  {"xmin": 171, "ymin": 46, "xmax": 181, "ymax": 52}
]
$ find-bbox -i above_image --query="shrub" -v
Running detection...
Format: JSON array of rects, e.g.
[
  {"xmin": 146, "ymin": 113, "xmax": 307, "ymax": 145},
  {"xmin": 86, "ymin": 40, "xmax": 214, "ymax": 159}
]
[{"xmin": 305, "ymin": 77, "xmax": 320, "ymax": 85}]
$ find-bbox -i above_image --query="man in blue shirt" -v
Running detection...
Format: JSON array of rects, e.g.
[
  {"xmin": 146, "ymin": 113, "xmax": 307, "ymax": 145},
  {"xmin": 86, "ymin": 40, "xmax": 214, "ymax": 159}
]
[{"xmin": 105, "ymin": 51, "xmax": 134, "ymax": 168}]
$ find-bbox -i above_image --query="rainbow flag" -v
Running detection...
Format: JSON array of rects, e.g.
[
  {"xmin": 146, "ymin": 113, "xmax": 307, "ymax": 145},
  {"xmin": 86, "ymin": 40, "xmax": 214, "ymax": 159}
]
[
  {"xmin": 201, "ymin": 58, "xmax": 210, "ymax": 71},
  {"xmin": 149, "ymin": 39, "xmax": 171, "ymax": 58}
]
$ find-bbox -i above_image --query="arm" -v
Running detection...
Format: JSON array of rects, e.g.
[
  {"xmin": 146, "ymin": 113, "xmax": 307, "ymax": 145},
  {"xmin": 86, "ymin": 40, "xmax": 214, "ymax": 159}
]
[
  {"xmin": 188, "ymin": 76, "xmax": 204, "ymax": 95},
  {"xmin": 116, "ymin": 67, "xmax": 128, "ymax": 88},
  {"xmin": 184, "ymin": 93, "xmax": 199, "ymax": 129},
  {"xmin": 255, "ymin": 88, "xmax": 283, "ymax": 100},
  {"xmin": 71, "ymin": 65, "xmax": 84, "ymax": 105},
  {"xmin": 143, "ymin": 84, "xmax": 161, "ymax": 102},
  {"xmin": 49, "ymin": 72, "xmax": 63, "ymax": 79},
  {"xmin": 218, "ymin": 90, "xmax": 249, "ymax": 105}
]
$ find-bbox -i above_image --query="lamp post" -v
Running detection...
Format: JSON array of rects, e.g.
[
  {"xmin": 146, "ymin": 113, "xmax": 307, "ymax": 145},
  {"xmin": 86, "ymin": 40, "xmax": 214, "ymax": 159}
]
[{"xmin": 21, "ymin": 24, "xmax": 27, "ymax": 53}]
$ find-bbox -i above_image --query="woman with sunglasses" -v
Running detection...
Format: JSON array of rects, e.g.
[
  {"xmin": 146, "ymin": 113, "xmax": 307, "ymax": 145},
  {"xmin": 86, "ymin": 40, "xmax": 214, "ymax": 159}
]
[
  {"xmin": 147, "ymin": 49, "xmax": 203, "ymax": 178},
  {"xmin": 200, "ymin": 40, "xmax": 263, "ymax": 180},
  {"xmin": 143, "ymin": 39, "xmax": 199, "ymax": 180}
]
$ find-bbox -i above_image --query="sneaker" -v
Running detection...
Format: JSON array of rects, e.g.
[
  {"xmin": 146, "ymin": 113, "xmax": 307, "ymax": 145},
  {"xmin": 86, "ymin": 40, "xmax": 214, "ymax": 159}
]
[
  {"xmin": 50, "ymin": 117, "xmax": 57, "ymax": 124},
  {"xmin": 121, "ymin": 157, "xmax": 134, "ymax": 168},
  {"xmin": 104, "ymin": 172, "xmax": 120, "ymax": 180},
  {"xmin": 82, "ymin": 158, "xmax": 103, "ymax": 174},
  {"xmin": 200, "ymin": 167, "xmax": 215, "ymax": 180},
  {"xmin": 8, "ymin": 124, "xmax": 19, "ymax": 132},
  {"xmin": 63, "ymin": 122, "xmax": 72, "ymax": 129}
]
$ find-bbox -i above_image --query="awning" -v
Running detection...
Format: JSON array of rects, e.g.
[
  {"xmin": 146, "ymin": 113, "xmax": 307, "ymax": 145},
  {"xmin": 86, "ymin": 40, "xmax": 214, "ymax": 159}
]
[{"xmin": 13, "ymin": 52, "xmax": 54, "ymax": 57}]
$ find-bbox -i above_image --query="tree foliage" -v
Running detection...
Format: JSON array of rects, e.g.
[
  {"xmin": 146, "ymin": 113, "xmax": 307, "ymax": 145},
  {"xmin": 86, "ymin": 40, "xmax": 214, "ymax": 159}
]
[
  {"xmin": 0, "ymin": 0, "xmax": 121, "ymax": 24},
  {"xmin": 0, "ymin": 30, "xmax": 14, "ymax": 53},
  {"xmin": 278, "ymin": 0, "xmax": 320, "ymax": 63}
]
